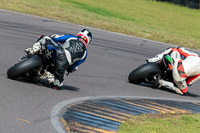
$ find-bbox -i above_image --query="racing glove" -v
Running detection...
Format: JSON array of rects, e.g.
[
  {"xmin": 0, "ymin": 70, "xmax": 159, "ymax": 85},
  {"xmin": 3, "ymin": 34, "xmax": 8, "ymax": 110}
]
[
  {"xmin": 50, "ymin": 78, "xmax": 63, "ymax": 90},
  {"xmin": 67, "ymin": 66, "xmax": 78, "ymax": 73}
]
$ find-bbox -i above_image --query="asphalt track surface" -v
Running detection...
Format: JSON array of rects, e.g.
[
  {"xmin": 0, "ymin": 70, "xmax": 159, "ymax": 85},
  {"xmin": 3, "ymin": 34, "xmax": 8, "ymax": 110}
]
[{"xmin": 0, "ymin": 9, "xmax": 200, "ymax": 133}]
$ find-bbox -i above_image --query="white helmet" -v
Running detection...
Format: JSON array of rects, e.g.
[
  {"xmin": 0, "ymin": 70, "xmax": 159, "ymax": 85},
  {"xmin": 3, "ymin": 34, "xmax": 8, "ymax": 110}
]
[{"xmin": 77, "ymin": 29, "xmax": 92, "ymax": 45}]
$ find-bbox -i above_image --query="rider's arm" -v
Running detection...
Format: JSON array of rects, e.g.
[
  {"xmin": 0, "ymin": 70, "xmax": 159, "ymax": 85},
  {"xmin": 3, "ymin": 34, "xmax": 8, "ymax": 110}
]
[
  {"xmin": 147, "ymin": 48, "xmax": 172, "ymax": 62},
  {"xmin": 54, "ymin": 47, "xmax": 69, "ymax": 83},
  {"xmin": 53, "ymin": 34, "xmax": 77, "ymax": 43},
  {"xmin": 67, "ymin": 50, "xmax": 88, "ymax": 73},
  {"xmin": 177, "ymin": 47, "xmax": 199, "ymax": 58}
]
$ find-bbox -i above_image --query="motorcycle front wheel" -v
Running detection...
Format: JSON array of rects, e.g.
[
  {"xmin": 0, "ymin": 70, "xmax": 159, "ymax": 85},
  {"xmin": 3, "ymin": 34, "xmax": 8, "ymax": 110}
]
[{"xmin": 128, "ymin": 62, "xmax": 161, "ymax": 84}]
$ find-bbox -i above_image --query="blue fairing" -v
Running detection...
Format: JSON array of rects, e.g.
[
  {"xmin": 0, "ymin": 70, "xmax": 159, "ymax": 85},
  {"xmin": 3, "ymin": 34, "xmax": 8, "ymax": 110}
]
[
  {"xmin": 182, "ymin": 55, "xmax": 186, "ymax": 60},
  {"xmin": 54, "ymin": 35, "xmax": 78, "ymax": 43},
  {"xmin": 47, "ymin": 45, "xmax": 57, "ymax": 51},
  {"xmin": 70, "ymin": 50, "xmax": 88, "ymax": 70},
  {"xmin": 47, "ymin": 45, "xmax": 57, "ymax": 62}
]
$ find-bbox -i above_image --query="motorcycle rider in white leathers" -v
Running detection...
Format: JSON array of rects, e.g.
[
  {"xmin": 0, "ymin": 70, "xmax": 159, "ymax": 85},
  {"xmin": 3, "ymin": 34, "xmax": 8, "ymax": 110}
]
[
  {"xmin": 147, "ymin": 47, "xmax": 200, "ymax": 95},
  {"xmin": 24, "ymin": 29, "xmax": 92, "ymax": 89}
]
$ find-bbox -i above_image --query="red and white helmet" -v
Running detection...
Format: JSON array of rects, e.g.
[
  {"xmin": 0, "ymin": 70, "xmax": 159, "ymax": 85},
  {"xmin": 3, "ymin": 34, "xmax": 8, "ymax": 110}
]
[{"xmin": 77, "ymin": 29, "xmax": 92, "ymax": 45}]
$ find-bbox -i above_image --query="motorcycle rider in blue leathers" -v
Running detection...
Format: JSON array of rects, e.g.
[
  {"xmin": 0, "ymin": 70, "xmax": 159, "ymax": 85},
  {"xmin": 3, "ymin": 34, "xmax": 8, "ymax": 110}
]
[{"xmin": 25, "ymin": 29, "xmax": 92, "ymax": 89}]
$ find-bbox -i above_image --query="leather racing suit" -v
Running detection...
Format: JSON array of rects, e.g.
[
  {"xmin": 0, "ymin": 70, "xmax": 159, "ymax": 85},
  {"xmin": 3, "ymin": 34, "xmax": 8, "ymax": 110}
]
[
  {"xmin": 26, "ymin": 34, "xmax": 88, "ymax": 88},
  {"xmin": 147, "ymin": 47, "xmax": 200, "ymax": 95}
]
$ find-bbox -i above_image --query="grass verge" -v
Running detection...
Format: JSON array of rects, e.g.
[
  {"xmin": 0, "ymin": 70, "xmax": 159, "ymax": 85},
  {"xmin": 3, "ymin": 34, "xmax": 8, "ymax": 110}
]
[
  {"xmin": 0, "ymin": 0, "xmax": 200, "ymax": 49},
  {"xmin": 119, "ymin": 113, "xmax": 200, "ymax": 133}
]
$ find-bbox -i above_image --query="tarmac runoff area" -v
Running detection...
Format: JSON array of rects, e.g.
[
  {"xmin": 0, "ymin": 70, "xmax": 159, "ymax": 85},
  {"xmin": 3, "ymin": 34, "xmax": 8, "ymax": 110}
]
[{"xmin": 51, "ymin": 96, "xmax": 200, "ymax": 133}]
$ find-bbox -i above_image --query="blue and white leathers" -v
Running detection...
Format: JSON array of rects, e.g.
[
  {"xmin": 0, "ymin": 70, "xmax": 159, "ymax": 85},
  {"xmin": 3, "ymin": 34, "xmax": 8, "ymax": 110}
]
[
  {"xmin": 35, "ymin": 34, "xmax": 88, "ymax": 86},
  {"xmin": 53, "ymin": 34, "xmax": 88, "ymax": 71}
]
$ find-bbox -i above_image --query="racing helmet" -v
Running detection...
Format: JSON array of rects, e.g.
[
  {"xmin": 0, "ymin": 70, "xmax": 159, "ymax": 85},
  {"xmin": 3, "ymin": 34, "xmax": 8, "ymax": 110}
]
[{"xmin": 77, "ymin": 29, "xmax": 92, "ymax": 45}]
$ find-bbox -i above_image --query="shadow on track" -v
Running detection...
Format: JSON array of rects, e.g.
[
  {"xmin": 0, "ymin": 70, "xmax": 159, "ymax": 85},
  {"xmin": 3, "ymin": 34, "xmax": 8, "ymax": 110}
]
[
  {"xmin": 9, "ymin": 77, "xmax": 80, "ymax": 91},
  {"xmin": 135, "ymin": 83, "xmax": 200, "ymax": 97},
  {"xmin": 184, "ymin": 92, "xmax": 200, "ymax": 98}
]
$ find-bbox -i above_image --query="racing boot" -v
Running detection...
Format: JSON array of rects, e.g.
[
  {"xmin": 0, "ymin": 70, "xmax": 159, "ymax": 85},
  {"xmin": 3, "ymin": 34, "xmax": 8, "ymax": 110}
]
[
  {"xmin": 158, "ymin": 79, "xmax": 183, "ymax": 95},
  {"xmin": 25, "ymin": 42, "xmax": 41, "ymax": 55}
]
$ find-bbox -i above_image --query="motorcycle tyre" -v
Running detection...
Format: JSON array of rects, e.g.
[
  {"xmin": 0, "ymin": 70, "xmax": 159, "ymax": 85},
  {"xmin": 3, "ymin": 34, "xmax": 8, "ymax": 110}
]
[
  {"xmin": 128, "ymin": 62, "xmax": 161, "ymax": 84},
  {"xmin": 7, "ymin": 55, "xmax": 42, "ymax": 80}
]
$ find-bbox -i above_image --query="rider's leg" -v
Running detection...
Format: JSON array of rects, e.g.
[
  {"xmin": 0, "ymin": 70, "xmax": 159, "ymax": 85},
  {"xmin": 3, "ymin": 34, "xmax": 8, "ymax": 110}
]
[
  {"xmin": 25, "ymin": 36, "xmax": 57, "ymax": 55},
  {"xmin": 157, "ymin": 51, "xmax": 184, "ymax": 95},
  {"xmin": 173, "ymin": 56, "xmax": 200, "ymax": 94},
  {"xmin": 158, "ymin": 79, "xmax": 183, "ymax": 95},
  {"xmin": 172, "ymin": 54, "xmax": 188, "ymax": 94}
]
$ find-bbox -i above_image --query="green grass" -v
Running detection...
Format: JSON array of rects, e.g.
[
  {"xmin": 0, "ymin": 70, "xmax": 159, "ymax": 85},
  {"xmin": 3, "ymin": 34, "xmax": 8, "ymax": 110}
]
[
  {"xmin": 0, "ymin": 0, "xmax": 200, "ymax": 49},
  {"xmin": 119, "ymin": 113, "xmax": 200, "ymax": 133}
]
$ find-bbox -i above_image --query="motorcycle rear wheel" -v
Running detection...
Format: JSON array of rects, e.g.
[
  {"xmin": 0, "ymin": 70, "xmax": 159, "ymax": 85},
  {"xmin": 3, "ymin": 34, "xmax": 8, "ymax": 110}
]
[{"xmin": 7, "ymin": 55, "xmax": 42, "ymax": 80}]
